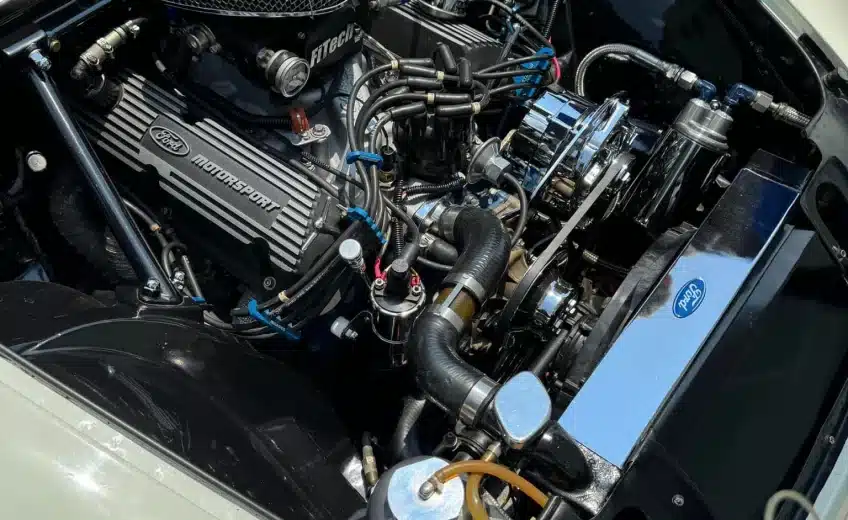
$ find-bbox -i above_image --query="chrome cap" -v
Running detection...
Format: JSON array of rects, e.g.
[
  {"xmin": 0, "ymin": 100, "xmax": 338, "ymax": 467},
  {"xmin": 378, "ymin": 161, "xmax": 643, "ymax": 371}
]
[{"xmin": 493, "ymin": 371, "xmax": 551, "ymax": 449}]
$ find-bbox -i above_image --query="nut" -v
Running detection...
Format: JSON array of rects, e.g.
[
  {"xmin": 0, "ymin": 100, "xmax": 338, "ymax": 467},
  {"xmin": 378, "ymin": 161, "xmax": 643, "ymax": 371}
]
[
  {"xmin": 751, "ymin": 90, "xmax": 774, "ymax": 113},
  {"xmin": 172, "ymin": 271, "xmax": 186, "ymax": 291},
  {"xmin": 141, "ymin": 279, "xmax": 161, "ymax": 298},
  {"xmin": 676, "ymin": 70, "xmax": 699, "ymax": 91},
  {"xmin": 485, "ymin": 155, "xmax": 513, "ymax": 184},
  {"xmin": 28, "ymin": 49, "xmax": 52, "ymax": 71}
]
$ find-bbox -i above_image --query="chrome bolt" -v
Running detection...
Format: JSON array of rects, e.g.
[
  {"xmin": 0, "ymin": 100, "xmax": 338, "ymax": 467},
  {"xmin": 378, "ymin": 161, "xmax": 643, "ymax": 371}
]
[
  {"xmin": 312, "ymin": 124, "xmax": 329, "ymax": 138},
  {"xmin": 672, "ymin": 494, "xmax": 685, "ymax": 507},
  {"xmin": 374, "ymin": 278, "xmax": 386, "ymax": 290},
  {"xmin": 172, "ymin": 271, "xmax": 186, "ymax": 291},
  {"xmin": 141, "ymin": 279, "xmax": 161, "ymax": 298},
  {"xmin": 25, "ymin": 151, "xmax": 47, "ymax": 173},
  {"xmin": 28, "ymin": 48, "xmax": 52, "ymax": 71},
  {"xmin": 411, "ymin": 284, "xmax": 423, "ymax": 296},
  {"xmin": 827, "ymin": 435, "xmax": 836, "ymax": 445}
]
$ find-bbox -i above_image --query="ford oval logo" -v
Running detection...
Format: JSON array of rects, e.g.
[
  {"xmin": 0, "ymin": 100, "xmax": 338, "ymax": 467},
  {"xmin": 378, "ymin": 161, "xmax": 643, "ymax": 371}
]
[
  {"xmin": 149, "ymin": 126, "xmax": 190, "ymax": 156},
  {"xmin": 673, "ymin": 278, "xmax": 706, "ymax": 318}
]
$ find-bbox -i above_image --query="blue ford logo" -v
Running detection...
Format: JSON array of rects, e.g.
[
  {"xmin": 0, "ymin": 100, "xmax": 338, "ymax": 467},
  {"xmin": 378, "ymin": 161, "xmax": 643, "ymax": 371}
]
[{"xmin": 673, "ymin": 278, "xmax": 706, "ymax": 318}]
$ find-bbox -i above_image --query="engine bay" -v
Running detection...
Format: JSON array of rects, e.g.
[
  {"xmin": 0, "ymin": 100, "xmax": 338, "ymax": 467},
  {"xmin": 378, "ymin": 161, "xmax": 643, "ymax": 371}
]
[{"xmin": 0, "ymin": 0, "xmax": 846, "ymax": 518}]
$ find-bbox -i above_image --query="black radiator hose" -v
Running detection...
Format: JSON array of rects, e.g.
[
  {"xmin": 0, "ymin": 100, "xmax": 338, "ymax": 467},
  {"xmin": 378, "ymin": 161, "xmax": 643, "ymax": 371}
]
[{"xmin": 407, "ymin": 207, "xmax": 510, "ymax": 422}]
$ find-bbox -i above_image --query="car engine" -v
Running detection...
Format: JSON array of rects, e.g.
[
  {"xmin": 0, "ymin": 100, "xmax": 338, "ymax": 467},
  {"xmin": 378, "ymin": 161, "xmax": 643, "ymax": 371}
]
[{"xmin": 0, "ymin": 0, "xmax": 844, "ymax": 518}]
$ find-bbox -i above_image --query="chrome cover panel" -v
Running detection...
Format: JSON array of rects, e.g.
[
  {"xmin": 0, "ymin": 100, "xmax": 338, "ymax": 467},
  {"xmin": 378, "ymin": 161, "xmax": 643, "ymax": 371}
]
[{"xmin": 559, "ymin": 156, "xmax": 802, "ymax": 468}]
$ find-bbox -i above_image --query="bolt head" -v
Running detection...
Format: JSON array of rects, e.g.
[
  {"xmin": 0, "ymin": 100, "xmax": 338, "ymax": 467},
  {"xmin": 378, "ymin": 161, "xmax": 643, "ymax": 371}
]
[
  {"xmin": 485, "ymin": 156, "xmax": 512, "ymax": 184},
  {"xmin": 48, "ymin": 39, "xmax": 61, "ymax": 53},
  {"xmin": 262, "ymin": 276, "xmax": 277, "ymax": 290},
  {"xmin": 672, "ymin": 494, "xmax": 685, "ymax": 507},
  {"xmin": 297, "ymin": 32, "xmax": 306, "ymax": 39},
  {"xmin": 411, "ymin": 285, "xmax": 423, "ymax": 296},
  {"xmin": 25, "ymin": 151, "xmax": 47, "ymax": 173},
  {"xmin": 374, "ymin": 278, "xmax": 386, "ymax": 290},
  {"xmin": 141, "ymin": 279, "xmax": 162, "ymax": 298}
]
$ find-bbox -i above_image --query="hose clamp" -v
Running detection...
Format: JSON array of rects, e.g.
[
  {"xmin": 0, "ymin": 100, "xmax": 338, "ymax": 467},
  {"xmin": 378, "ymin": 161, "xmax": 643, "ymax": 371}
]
[
  {"xmin": 460, "ymin": 376, "xmax": 498, "ymax": 425},
  {"xmin": 427, "ymin": 304, "xmax": 465, "ymax": 333},
  {"xmin": 442, "ymin": 273, "xmax": 486, "ymax": 303},
  {"xmin": 436, "ymin": 206, "xmax": 462, "ymax": 242}
]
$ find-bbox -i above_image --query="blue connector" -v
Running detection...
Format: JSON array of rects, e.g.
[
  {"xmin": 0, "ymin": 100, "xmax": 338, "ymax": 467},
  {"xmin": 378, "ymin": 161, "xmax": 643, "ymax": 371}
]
[
  {"xmin": 247, "ymin": 299, "xmax": 301, "ymax": 341},
  {"xmin": 695, "ymin": 79, "xmax": 717, "ymax": 102},
  {"xmin": 344, "ymin": 206, "xmax": 387, "ymax": 244},
  {"xmin": 724, "ymin": 83, "xmax": 757, "ymax": 108},
  {"xmin": 346, "ymin": 151, "xmax": 384, "ymax": 170},
  {"xmin": 514, "ymin": 47, "xmax": 554, "ymax": 97},
  {"xmin": 191, "ymin": 296, "xmax": 206, "ymax": 304}
]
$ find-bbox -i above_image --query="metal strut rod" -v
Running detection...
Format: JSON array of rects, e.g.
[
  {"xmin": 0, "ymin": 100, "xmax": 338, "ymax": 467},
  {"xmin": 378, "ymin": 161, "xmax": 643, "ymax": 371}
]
[{"xmin": 27, "ymin": 68, "xmax": 179, "ymax": 303}]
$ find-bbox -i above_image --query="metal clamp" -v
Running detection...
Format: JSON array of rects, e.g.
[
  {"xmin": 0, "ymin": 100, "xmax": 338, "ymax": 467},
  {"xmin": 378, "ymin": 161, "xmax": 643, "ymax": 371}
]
[
  {"xmin": 434, "ymin": 206, "xmax": 462, "ymax": 243},
  {"xmin": 460, "ymin": 376, "xmax": 498, "ymax": 425},
  {"xmin": 427, "ymin": 304, "xmax": 465, "ymax": 333},
  {"xmin": 442, "ymin": 273, "xmax": 486, "ymax": 303}
]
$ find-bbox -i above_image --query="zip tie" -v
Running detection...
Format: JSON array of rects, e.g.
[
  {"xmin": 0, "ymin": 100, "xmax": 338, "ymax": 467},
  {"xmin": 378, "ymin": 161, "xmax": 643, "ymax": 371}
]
[
  {"xmin": 345, "ymin": 206, "xmax": 387, "ymax": 244},
  {"xmin": 471, "ymin": 102, "xmax": 481, "ymax": 114},
  {"xmin": 391, "ymin": 59, "xmax": 399, "ymax": 70},
  {"xmin": 346, "ymin": 151, "xmax": 384, "ymax": 169},
  {"xmin": 247, "ymin": 299, "xmax": 301, "ymax": 340},
  {"xmin": 278, "ymin": 291, "xmax": 289, "ymax": 302},
  {"xmin": 150, "ymin": 224, "xmax": 161, "ymax": 232},
  {"xmin": 436, "ymin": 71, "xmax": 445, "ymax": 81},
  {"xmin": 426, "ymin": 92, "xmax": 435, "ymax": 104}
]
